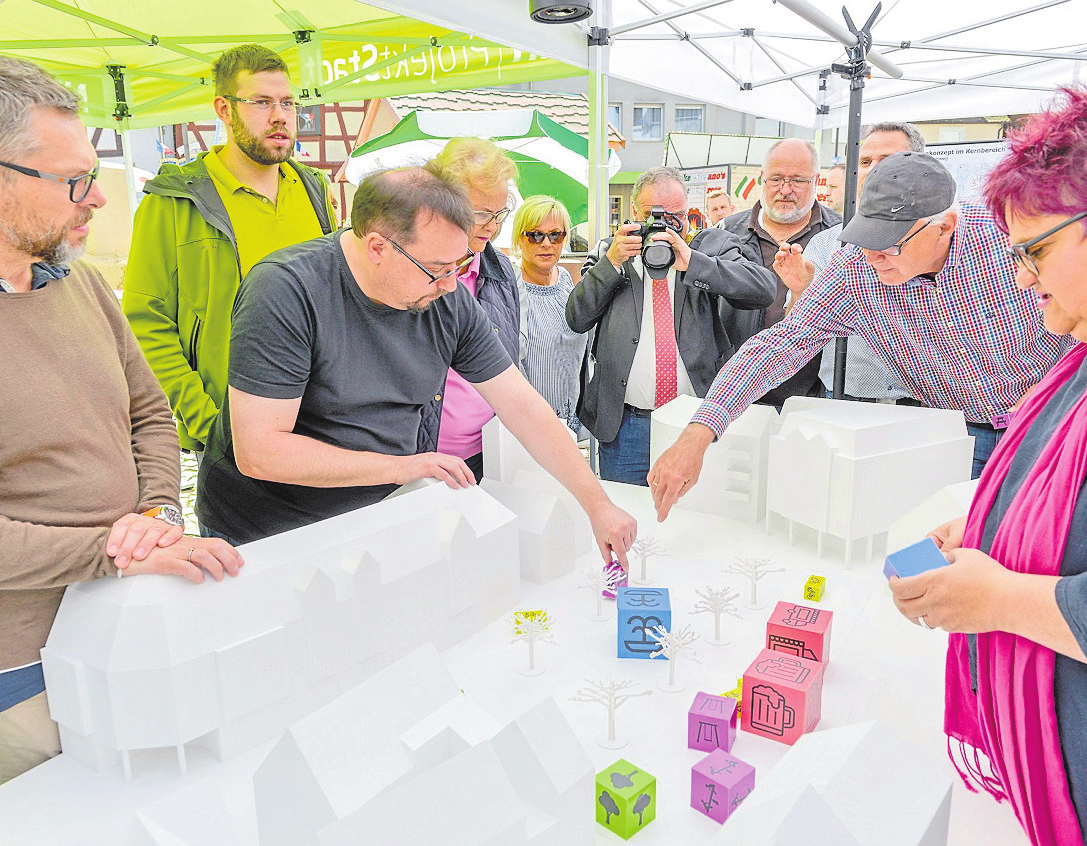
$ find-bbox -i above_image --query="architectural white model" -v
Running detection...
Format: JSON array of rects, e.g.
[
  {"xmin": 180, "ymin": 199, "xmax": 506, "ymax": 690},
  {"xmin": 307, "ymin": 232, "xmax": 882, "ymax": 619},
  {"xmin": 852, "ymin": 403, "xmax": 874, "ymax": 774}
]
[
  {"xmin": 649, "ymin": 624, "xmax": 701, "ymax": 692},
  {"xmin": 886, "ymin": 480, "xmax": 979, "ymax": 555},
  {"xmin": 510, "ymin": 609, "xmax": 555, "ymax": 675},
  {"xmin": 570, "ymin": 677, "xmax": 653, "ymax": 749},
  {"xmin": 254, "ymin": 644, "xmax": 594, "ymax": 846},
  {"xmin": 630, "ymin": 534, "xmax": 666, "ymax": 583},
  {"xmin": 716, "ymin": 721, "xmax": 951, "ymax": 846},
  {"xmin": 726, "ymin": 556, "xmax": 785, "ymax": 610},
  {"xmin": 650, "ymin": 396, "xmax": 778, "ymax": 522},
  {"xmin": 481, "ymin": 416, "xmax": 593, "ymax": 581},
  {"xmin": 37, "ymin": 483, "xmax": 519, "ymax": 781},
  {"xmin": 766, "ymin": 399, "xmax": 973, "ymax": 564},
  {"xmin": 691, "ymin": 585, "xmax": 743, "ymax": 645}
]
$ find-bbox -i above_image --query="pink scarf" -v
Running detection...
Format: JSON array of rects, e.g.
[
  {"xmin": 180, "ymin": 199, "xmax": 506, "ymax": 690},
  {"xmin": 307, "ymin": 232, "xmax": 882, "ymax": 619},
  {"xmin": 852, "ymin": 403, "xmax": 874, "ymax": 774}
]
[{"xmin": 946, "ymin": 342, "xmax": 1087, "ymax": 846}]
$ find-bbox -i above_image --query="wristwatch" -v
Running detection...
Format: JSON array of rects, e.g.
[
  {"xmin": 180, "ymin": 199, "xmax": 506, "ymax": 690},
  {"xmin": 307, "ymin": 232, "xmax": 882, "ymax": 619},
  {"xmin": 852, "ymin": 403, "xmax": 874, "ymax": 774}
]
[{"xmin": 142, "ymin": 505, "xmax": 185, "ymax": 527}]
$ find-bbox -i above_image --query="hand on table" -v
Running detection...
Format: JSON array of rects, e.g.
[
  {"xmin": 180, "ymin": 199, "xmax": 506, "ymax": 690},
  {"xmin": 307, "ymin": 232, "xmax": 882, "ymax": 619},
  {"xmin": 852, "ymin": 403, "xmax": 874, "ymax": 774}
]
[
  {"xmin": 122, "ymin": 536, "xmax": 245, "ymax": 584},
  {"xmin": 107, "ymin": 512, "xmax": 184, "ymax": 570},
  {"xmin": 394, "ymin": 452, "xmax": 476, "ymax": 489}
]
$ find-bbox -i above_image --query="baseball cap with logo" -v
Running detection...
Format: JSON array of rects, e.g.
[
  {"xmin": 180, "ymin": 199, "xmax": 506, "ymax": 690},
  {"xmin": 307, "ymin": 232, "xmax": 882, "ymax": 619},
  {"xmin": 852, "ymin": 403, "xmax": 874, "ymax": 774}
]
[{"xmin": 839, "ymin": 151, "xmax": 957, "ymax": 250}]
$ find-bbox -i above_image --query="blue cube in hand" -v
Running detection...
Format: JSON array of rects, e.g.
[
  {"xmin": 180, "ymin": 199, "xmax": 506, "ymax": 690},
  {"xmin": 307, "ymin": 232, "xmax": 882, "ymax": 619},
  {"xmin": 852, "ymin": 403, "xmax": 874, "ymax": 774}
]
[{"xmin": 884, "ymin": 537, "xmax": 949, "ymax": 581}]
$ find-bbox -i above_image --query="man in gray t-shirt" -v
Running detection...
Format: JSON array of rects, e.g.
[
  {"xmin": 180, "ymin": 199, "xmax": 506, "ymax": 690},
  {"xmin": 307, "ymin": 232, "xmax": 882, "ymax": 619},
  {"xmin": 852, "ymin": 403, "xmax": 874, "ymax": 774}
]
[{"xmin": 197, "ymin": 165, "xmax": 637, "ymax": 564}]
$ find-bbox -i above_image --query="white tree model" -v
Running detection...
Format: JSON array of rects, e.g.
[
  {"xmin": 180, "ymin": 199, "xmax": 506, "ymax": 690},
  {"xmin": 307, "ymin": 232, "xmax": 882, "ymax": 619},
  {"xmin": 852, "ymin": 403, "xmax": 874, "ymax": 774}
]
[
  {"xmin": 570, "ymin": 676, "xmax": 653, "ymax": 749},
  {"xmin": 727, "ymin": 556, "xmax": 785, "ymax": 609},
  {"xmin": 691, "ymin": 585, "xmax": 742, "ymax": 645},
  {"xmin": 649, "ymin": 624, "xmax": 701, "ymax": 692},
  {"xmin": 509, "ymin": 609, "xmax": 555, "ymax": 676},
  {"xmin": 629, "ymin": 534, "xmax": 666, "ymax": 583},
  {"xmin": 578, "ymin": 563, "xmax": 624, "ymax": 621}
]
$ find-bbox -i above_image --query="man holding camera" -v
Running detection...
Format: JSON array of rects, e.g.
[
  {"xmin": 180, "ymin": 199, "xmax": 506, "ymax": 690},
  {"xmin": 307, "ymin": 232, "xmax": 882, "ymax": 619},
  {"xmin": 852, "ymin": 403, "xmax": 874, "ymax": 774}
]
[{"xmin": 567, "ymin": 166, "xmax": 776, "ymax": 485}]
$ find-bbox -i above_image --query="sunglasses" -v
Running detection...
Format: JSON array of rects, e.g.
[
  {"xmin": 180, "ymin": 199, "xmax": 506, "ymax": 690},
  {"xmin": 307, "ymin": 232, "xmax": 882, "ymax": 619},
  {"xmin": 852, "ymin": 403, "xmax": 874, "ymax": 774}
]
[
  {"xmin": 1005, "ymin": 210, "xmax": 1087, "ymax": 277},
  {"xmin": 382, "ymin": 235, "xmax": 473, "ymax": 284},
  {"xmin": 522, "ymin": 229, "xmax": 567, "ymax": 245}
]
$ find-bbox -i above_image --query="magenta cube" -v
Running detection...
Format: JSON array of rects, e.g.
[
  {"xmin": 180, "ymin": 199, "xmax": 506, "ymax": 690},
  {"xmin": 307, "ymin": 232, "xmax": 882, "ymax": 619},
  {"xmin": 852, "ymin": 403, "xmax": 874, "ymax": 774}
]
[
  {"xmin": 687, "ymin": 692, "xmax": 737, "ymax": 752},
  {"xmin": 765, "ymin": 601, "xmax": 833, "ymax": 663},
  {"xmin": 690, "ymin": 749, "xmax": 755, "ymax": 824},
  {"xmin": 741, "ymin": 648, "xmax": 824, "ymax": 745},
  {"xmin": 602, "ymin": 559, "xmax": 628, "ymax": 599}
]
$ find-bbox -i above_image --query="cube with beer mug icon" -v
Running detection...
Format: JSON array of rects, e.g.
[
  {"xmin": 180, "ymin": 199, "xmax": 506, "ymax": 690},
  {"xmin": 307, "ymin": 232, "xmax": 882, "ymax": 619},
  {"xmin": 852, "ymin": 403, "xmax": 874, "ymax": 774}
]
[
  {"xmin": 765, "ymin": 601, "xmax": 833, "ymax": 663},
  {"xmin": 741, "ymin": 649, "xmax": 824, "ymax": 745}
]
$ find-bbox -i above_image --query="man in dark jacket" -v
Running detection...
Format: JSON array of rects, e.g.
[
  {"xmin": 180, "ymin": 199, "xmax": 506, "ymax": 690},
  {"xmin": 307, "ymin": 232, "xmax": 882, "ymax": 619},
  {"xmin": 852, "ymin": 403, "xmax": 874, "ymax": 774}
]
[
  {"xmin": 567, "ymin": 166, "xmax": 777, "ymax": 485},
  {"xmin": 717, "ymin": 138, "xmax": 841, "ymax": 407}
]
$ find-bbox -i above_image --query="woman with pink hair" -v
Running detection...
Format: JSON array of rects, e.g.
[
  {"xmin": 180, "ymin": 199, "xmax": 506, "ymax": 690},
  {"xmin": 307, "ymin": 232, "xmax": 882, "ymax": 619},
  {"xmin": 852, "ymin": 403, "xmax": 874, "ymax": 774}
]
[{"xmin": 890, "ymin": 87, "xmax": 1087, "ymax": 846}]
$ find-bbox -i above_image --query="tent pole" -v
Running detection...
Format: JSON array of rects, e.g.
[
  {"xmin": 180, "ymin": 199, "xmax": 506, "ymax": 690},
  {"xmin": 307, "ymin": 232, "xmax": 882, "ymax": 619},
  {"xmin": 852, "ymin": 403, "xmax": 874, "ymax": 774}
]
[
  {"xmin": 587, "ymin": 0, "xmax": 612, "ymax": 251},
  {"xmin": 120, "ymin": 129, "xmax": 139, "ymax": 220}
]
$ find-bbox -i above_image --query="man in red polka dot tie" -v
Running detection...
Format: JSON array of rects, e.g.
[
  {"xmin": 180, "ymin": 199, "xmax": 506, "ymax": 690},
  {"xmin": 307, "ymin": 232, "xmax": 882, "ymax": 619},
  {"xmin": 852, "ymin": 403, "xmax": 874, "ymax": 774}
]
[{"xmin": 568, "ymin": 167, "xmax": 777, "ymax": 485}]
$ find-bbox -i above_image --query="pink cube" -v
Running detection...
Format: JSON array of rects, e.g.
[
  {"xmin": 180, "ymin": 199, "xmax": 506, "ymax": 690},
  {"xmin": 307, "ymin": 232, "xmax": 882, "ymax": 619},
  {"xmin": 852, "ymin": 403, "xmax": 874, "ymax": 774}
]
[
  {"xmin": 687, "ymin": 692, "xmax": 737, "ymax": 752},
  {"xmin": 765, "ymin": 601, "xmax": 833, "ymax": 663},
  {"xmin": 690, "ymin": 749, "xmax": 755, "ymax": 824},
  {"xmin": 602, "ymin": 559, "xmax": 628, "ymax": 599},
  {"xmin": 741, "ymin": 649, "xmax": 824, "ymax": 745}
]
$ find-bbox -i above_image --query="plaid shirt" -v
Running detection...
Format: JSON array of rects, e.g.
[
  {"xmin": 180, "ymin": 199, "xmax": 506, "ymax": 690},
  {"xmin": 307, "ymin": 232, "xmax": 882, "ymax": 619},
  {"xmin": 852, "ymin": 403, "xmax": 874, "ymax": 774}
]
[{"xmin": 692, "ymin": 203, "xmax": 1073, "ymax": 434}]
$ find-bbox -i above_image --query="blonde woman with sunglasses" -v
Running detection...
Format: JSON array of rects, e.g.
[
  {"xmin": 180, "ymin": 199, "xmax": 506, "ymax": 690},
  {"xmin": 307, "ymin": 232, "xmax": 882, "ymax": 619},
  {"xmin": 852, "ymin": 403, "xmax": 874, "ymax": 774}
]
[{"xmin": 512, "ymin": 195, "xmax": 588, "ymax": 432}]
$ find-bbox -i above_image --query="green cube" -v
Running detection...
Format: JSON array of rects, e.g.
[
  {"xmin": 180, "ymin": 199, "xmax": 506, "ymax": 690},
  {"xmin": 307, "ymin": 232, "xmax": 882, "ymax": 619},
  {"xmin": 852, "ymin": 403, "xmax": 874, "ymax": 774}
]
[
  {"xmin": 804, "ymin": 575, "xmax": 826, "ymax": 602},
  {"xmin": 595, "ymin": 758, "xmax": 656, "ymax": 839}
]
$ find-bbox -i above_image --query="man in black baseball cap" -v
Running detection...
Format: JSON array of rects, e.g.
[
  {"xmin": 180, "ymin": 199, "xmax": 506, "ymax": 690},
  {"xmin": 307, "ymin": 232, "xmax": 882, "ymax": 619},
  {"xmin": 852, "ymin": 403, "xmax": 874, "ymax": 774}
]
[{"xmin": 647, "ymin": 148, "xmax": 1073, "ymax": 514}]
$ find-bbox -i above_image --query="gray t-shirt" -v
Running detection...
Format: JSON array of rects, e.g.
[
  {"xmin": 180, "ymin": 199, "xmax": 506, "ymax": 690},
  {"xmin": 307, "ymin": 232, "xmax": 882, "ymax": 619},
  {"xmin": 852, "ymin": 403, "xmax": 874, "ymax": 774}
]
[{"xmin": 196, "ymin": 231, "xmax": 512, "ymax": 542}]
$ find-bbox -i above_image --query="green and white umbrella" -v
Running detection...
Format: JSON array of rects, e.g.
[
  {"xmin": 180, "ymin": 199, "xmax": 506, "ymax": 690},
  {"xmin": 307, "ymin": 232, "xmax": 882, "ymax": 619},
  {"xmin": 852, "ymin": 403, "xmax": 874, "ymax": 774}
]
[{"xmin": 344, "ymin": 109, "xmax": 621, "ymax": 227}]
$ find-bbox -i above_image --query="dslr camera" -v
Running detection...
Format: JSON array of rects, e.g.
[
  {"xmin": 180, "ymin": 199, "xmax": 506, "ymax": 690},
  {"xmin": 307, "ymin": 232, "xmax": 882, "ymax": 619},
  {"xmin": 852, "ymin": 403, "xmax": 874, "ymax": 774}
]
[{"xmin": 625, "ymin": 206, "xmax": 684, "ymax": 279}]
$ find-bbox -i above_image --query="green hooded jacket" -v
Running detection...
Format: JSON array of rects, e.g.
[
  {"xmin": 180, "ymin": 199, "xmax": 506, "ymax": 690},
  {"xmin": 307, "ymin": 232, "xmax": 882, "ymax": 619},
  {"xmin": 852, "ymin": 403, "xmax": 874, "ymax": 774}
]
[{"xmin": 122, "ymin": 153, "xmax": 334, "ymax": 451}]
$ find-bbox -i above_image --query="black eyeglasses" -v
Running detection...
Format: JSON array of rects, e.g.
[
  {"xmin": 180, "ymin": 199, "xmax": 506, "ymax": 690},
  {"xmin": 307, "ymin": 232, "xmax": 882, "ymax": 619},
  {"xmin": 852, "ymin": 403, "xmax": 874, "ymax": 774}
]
[
  {"xmin": 1005, "ymin": 211, "xmax": 1087, "ymax": 277},
  {"xmin": 0, "ymin": 159, "xmax": 99, "ymax": 203},
  {"xmin": 382, "ymin": 235, "xmax": 473, "ymax": 284},
  {"xmin": 223, "ymin": 95, "xmax": 297, "ymax": 114},
  {"xmin": 472, "ymin": 207, "xmax": 512, "ymax": 226},
  {"xmin": 875, "ymin": 219, "xmax": 935, "ymax": 257},
  {"xmin": 523, "ymin": 229, "xmax": 567, "ymax": 245}
]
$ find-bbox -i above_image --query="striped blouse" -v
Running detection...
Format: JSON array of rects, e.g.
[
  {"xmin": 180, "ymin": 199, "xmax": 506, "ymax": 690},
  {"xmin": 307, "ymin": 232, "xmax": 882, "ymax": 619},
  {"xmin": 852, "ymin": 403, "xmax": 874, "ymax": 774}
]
[{"xmin": 517, "ymin": 265, "xmax": 588, "ymax": 432}]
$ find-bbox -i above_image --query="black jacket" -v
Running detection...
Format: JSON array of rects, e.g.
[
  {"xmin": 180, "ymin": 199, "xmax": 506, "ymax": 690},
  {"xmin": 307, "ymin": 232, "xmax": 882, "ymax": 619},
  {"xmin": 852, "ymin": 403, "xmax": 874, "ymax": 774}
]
[{"xmin": 566, "ymin": 227, "xmax": 776, "ymax": 443}]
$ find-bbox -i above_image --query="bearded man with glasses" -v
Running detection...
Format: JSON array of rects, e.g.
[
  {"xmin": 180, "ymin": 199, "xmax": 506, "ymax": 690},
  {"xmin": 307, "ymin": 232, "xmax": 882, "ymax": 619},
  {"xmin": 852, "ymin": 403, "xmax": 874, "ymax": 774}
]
[
  {"xmin": 195, "ymin": 164, "xmax": 637, "ymax": 565},
  {"xmin": 649, "ymin": 152, "xmax": 1073, "ymax": 521},
  {"xmin": 122, "ymin": 44, "xmax": 336, "ymax": 467}
]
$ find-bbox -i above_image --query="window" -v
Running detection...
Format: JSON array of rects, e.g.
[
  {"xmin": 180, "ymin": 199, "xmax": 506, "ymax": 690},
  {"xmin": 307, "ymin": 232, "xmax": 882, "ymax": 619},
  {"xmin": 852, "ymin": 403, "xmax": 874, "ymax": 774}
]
[
  {"xmin": 609, "ymin": 195, "xmax": 623, "ymax": 231},
  {"xmin": 632, "ymin": 104, "xmax": 663, "ymax": 141},
  {"xmin": 675, "ymin": 105, "xmax": 704, "ymax": 133},
  {"xmin": 607, "ymin": 103, "xmax": 622, "ymax": 132},
  {"xmin": 938, "ymin": 126, "xmax": 966, "ymax": 143}
]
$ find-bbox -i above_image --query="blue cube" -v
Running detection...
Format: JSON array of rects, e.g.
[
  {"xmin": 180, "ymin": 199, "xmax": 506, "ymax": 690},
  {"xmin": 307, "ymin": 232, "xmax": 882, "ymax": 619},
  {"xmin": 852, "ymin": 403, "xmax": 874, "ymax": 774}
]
[
  {"xmin": 884, "ymin": 537, "xmax": 949, "ymax": 580},
  {"xmin": 617, "ymin": 587, "xmax": 671, "ymax": 659}
]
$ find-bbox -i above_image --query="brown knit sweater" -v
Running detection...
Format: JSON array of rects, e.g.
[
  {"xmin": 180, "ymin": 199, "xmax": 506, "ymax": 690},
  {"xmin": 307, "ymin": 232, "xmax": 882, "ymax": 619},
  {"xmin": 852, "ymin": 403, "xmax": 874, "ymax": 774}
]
[{"xmin": 0, "ymin": 262, "xmax": 180, "ymax": 669}]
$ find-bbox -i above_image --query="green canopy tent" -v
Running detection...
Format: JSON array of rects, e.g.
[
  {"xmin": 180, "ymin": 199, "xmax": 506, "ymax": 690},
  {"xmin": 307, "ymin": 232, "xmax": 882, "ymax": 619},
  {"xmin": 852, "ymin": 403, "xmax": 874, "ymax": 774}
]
[{"xmin": 0, "ymin": 0, "xmax": 583, "ymax": 211}]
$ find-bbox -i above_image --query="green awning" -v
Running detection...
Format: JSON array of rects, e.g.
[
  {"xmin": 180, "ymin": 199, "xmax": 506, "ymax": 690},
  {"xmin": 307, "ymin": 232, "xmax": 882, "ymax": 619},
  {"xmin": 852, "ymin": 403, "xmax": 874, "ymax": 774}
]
[{"xmin": 0, "ymin": 0, "xmax": 582, "ymax": 129}]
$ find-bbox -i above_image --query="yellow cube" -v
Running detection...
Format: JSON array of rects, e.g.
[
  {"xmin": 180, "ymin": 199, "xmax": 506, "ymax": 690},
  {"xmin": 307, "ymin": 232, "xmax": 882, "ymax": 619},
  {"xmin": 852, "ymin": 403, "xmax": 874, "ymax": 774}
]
[
  {"xmin": 721, "ymin": 678, "xmax": 743, "ymax": 717},
  {"xmin": 804, "ymin": 575, "xmax": 826, "ymax": 602}
]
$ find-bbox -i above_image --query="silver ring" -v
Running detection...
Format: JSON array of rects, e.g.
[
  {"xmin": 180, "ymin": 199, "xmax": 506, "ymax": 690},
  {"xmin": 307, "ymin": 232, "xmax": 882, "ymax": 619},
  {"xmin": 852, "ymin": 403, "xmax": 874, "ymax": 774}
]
[
  {"xmin": 918, "ymin": 615, "xmax": 932, "ymax": 630},
  {"xmin": 186, "ymin": 548, "xmax": 195, "ymax": 563}
]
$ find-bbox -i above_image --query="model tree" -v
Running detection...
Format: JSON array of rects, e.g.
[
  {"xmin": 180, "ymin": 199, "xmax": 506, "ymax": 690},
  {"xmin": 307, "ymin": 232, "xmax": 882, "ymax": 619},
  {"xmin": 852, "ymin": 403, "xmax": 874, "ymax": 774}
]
[
  {"xmin": 630, "ymin": 534, "xmax": 666, "ymax": 583},
  {"xmin": 579, "ymin": 563, "xmax": 624, "ymax": 621},
  {"xmin": 727, "ymin": 556, "xmax": 785, "ymax": 609},
  {"xmin": 691, "ymin": 585, "xmax": 742, "ymax": 645},
  {"xmin": 510, "ymin": 609, "xmax": 555, "ymax": 675},
  {"xmin": 571, "ymin": 676, "xmax": 652, "ymax": 748},
  {"xmin": 649, "ymin": 624, "xmax": 701, "ymax": 692}
]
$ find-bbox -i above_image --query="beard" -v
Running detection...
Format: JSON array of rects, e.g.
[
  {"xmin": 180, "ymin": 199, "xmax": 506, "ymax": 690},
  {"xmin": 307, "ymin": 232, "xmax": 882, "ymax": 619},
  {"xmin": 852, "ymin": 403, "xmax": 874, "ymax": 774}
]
[
  {"xmin": 0, "ymin": 204, "xmax": 91, "ymax": 265},
  {"xmin": 231, "ymin": 107, "xmax": 295, "ymax": 167},
  {"xmin": 762, "ymin": 190, "xmax": 816, "ymax": 225}
]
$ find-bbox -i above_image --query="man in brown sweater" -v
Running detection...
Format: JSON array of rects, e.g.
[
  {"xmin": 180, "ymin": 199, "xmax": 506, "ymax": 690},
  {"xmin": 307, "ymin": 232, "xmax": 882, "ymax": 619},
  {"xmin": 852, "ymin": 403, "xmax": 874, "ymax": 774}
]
[{"xmin": 0, "ymin": 58, "xmax": 244, "ymax": 784}]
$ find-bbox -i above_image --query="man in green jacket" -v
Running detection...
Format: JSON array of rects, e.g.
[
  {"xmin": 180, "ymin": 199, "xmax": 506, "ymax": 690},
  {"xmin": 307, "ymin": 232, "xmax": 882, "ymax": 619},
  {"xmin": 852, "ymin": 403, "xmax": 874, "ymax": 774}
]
[{"xmin": 123, "ymin": 44, "xmax": 335, "ymax": 453}]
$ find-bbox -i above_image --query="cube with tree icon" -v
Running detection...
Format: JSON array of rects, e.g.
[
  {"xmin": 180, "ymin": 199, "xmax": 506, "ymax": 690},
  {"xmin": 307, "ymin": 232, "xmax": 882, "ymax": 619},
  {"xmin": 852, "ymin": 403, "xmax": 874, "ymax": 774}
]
[{"xmin": 595, "ymin": 758, "xmax": 656, "ymax": 839}]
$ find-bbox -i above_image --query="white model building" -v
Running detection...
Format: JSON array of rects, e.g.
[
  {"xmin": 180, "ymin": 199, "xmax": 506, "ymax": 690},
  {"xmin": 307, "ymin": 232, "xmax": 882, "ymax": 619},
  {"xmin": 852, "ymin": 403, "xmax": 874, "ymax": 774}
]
[
  {"xmin": 715, "ymin": 721, "xmax": 951, "ymax": 846},
  {"xmin": 255, "ymin": 644, "xmax": 592, "ymax": 846},
  {"xmin": 650, "ymin": 396, "xmax": 778, "ymax": 522},
  {"xmin": 886, "ymin": 479, "xmax": 979, "ymax": 555},
  {"xmin": 481, "ymin": 416, "xmax": 592, "ymax": 581},
  {"xmin": 765, "ymin": 398, "xmax": 973, "ymax": 563},
  {"xmin": 38, "ymin": 482, "xmax": 519, "ymax": 781}
]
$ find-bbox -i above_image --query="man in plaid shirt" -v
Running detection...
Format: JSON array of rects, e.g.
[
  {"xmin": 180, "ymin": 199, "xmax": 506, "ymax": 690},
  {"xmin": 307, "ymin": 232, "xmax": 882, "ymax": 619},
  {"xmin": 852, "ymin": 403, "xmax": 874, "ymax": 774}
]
[{"xmin": 648, "ymin": 151, "xmax": 1072, "ymax": 520}]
